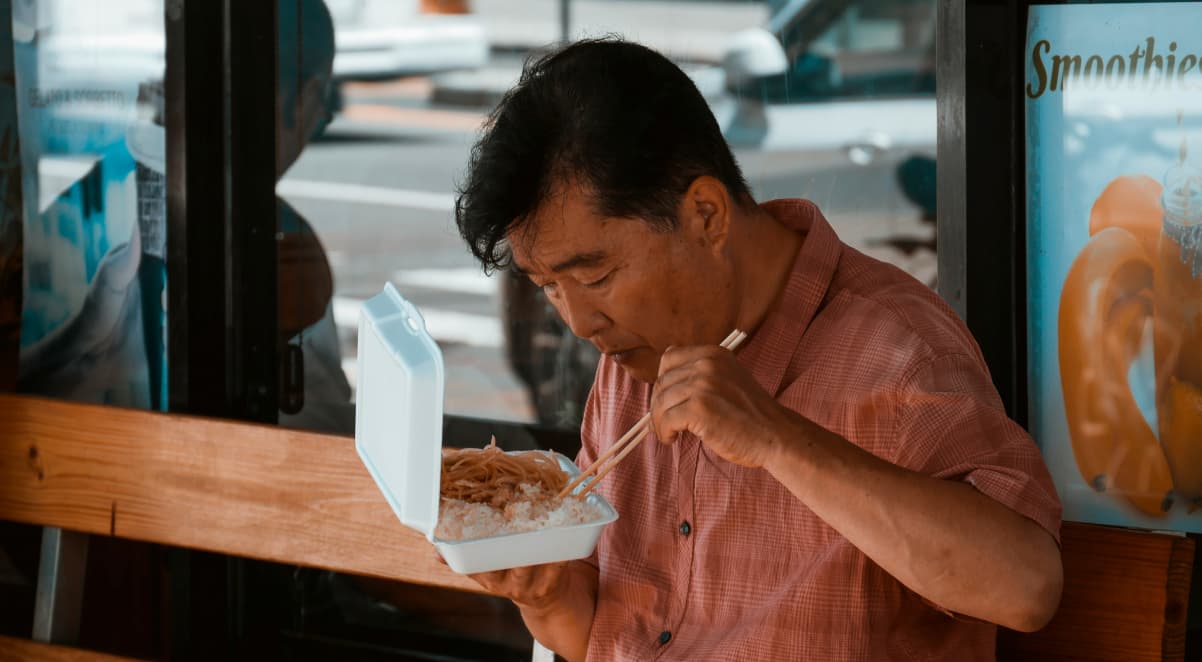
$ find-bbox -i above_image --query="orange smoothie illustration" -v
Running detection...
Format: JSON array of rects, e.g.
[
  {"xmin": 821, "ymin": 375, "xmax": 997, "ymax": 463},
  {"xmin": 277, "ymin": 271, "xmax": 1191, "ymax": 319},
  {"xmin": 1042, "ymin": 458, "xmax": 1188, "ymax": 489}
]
[
  {"xmin": 1155, "ymin": 141, "xmax": 1202, "ymax": 505},
  {"xmin": 1059, "ymin": 121, "xmax": 1202, "ymax": 516}
]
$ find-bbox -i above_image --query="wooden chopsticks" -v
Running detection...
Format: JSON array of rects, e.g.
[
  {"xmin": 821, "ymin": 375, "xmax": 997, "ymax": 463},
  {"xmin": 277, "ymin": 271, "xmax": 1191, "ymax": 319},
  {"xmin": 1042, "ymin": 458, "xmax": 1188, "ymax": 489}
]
[{"xmin": 558, "ymin": 329, "xmax": 749, "ymax": 499}]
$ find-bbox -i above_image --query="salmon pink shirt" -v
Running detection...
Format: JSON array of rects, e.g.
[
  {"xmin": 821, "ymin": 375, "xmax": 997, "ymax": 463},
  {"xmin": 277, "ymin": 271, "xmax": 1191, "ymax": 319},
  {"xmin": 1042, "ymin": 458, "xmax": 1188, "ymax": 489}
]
[{"xmin": 576, "ymin": 199, "xmax": 1061, "ymax": 661}]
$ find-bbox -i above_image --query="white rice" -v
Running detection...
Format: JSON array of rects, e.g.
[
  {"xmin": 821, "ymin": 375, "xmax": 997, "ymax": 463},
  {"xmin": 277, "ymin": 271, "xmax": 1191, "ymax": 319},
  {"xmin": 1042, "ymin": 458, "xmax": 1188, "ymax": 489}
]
[{"xmin": 435, "ymin": 483, "xmax": 604, "ymax": 541}]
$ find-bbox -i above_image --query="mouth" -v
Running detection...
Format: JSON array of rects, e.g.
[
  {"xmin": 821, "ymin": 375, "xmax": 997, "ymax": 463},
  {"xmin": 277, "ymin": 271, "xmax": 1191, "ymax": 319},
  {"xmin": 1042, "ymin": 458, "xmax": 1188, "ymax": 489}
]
[{"xmin": 604, "ymin": 347, "xmax": 640, "ymax": 365}]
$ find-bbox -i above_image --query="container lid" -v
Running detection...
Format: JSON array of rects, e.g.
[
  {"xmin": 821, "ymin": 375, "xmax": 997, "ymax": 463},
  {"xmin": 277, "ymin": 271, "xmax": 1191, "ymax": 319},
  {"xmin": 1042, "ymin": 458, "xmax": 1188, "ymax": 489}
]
[{"xmin": 354, "ymin": 283, "xmax": 444, "ymax": 540}]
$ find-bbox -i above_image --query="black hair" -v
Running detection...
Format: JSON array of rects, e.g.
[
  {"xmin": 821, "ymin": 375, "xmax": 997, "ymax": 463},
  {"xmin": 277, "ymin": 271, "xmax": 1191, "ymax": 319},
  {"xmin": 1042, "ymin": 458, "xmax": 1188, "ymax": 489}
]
[{"xmin": 455, "ymin": 38, "xmax": 752, "ymax": 273}]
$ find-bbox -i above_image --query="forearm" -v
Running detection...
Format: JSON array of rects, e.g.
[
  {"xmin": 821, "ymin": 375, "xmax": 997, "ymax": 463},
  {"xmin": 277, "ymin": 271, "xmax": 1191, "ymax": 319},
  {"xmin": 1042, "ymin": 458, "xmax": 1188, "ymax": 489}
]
[
  {"xmin": 517, "ymin": 560, "xmax": 598, "ymax": 662},
  {"xmin": 765, "ymin": 413, "xmax": 1062, "ymax": 631}
]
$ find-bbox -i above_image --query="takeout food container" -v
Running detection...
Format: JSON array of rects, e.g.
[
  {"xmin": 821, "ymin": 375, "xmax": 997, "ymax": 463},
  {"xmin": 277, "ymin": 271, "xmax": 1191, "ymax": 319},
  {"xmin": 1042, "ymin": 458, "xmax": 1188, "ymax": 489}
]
[{"xmin": 354, "ymin": 283, "xmax": 618, "ymax": 574}]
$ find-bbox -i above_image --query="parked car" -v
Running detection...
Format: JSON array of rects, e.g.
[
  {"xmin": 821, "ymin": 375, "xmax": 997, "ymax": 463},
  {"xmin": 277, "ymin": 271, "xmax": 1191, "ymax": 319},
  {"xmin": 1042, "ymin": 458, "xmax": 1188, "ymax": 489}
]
[
  {"xmin": 504, "ymin": 0, "xmax": 937, "ymax": 427},
  {"xmin": 324, "ymin": 0, "xmax": 488, "ymax": 82},
  {"xmin": 712, "ymin": 0, "xmax": 935, "ymax": 197}
]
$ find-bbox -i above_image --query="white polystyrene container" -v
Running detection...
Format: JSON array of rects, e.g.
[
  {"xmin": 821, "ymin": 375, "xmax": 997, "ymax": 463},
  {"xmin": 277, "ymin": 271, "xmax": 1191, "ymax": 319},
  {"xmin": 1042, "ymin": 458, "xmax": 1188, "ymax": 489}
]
[{"xmin": 354, "ymin": 283, "xmax": 617, "ymax": 574}]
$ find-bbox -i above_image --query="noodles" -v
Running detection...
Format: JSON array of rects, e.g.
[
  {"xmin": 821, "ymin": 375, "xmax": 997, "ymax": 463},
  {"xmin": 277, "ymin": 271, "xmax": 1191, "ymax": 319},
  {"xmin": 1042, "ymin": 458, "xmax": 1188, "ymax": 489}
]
[
  {"xmin": 440, "ymin": 436, "xmax": 569, "ymax": 508},
  {"xmin": 436, "ymin": 437, "xmax": 604, "ymax": 541}
]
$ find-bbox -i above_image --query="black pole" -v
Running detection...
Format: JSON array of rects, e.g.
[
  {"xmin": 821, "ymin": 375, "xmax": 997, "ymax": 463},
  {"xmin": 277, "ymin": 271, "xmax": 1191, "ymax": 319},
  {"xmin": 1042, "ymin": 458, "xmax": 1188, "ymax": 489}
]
[
  {"xmin": 166, "ymin": 0, "xmax": 277, "ymax": 657},
  {"xmin": 225, "ymin": 0, "xmax": 279, "ymax": 423},
  {"xmin": 560, "ymin": 0, "xmax": 570, "ymax": 43},
  {"xmin": 937, "ymin": 0, "xmax": 1027, "ymax": 423}
]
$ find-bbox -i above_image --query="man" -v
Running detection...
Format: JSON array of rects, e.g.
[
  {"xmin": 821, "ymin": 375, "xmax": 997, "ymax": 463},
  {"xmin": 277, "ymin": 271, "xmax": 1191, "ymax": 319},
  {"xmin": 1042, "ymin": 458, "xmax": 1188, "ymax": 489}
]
[{"xmin": 454, "ymin": 39, "xmax": 1062, "ymax": 661}]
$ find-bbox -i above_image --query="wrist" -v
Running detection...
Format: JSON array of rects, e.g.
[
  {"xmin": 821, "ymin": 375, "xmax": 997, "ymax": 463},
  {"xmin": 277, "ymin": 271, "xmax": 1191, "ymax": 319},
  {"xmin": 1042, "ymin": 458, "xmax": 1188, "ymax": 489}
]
[{"xmin": 763, "ymin": 409, "xmax": 820, "ymax": 480}]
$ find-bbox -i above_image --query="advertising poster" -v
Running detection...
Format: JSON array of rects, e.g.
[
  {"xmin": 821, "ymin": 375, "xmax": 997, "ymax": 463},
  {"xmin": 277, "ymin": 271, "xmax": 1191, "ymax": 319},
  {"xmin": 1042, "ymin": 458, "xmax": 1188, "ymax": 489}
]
[
  {"xmin": 1027, "ymin": 3, "xmax": 1202, "ymax": 530},
  {"xmin": 13, "ymin": 0, "xmax": 167, "ymax": 409}
]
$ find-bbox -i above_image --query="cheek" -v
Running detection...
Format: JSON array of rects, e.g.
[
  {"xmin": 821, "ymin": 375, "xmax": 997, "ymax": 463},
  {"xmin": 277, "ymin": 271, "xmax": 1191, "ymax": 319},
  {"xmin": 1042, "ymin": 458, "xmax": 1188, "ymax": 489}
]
[
  {"xmin": 608, "ymin": 270, "xmax": 704, "ymax": 341},
  {"xmin": 604, "ymin": 278, "xmax": 653, "ymax": 322}
]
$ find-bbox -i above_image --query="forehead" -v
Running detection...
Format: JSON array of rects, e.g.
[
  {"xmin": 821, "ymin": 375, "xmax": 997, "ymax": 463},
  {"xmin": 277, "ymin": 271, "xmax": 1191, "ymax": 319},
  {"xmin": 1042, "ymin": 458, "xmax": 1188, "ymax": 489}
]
[{"xmin": 509, "ymin": 184, "xmax": 622, "ymax": 269}]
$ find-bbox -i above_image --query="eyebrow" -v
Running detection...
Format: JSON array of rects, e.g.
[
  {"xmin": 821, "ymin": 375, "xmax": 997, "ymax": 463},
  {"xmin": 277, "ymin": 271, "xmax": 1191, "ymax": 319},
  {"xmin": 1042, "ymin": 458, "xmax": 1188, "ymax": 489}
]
[
  {"xmin": 550, "ymin": 251, "xmax": 608, "ymax": 273},
  {"xmin": 513, "ymin": 251, "xmax": 608, "ymax": 276}
]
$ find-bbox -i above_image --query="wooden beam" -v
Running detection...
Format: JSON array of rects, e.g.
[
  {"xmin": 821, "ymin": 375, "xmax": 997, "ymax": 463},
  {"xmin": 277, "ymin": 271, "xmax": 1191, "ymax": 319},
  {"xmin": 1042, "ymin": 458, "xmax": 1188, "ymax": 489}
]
[
  {"xmin": 0, "ymin": 635, "xmax": 142, "ymax": 661},
  {"xmin": 3, "ymin": 395, "xmax": 1194, "ymax": 662},
  {"xmin": 0, "ymin": 394, "xmax": 478, "ymax": 593},
  {"xmin": 998, "ymin": 522, "xmax": 1194, "ymax": 662}
]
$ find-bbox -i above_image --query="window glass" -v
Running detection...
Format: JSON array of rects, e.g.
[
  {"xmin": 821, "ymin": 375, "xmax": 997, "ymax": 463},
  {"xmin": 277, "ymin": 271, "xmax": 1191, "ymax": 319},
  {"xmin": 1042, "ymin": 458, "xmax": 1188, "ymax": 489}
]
[
  {"xmin": 276, "ymin": 0, "xmax": 936, "ymax": 435},
  {"xmin": 13, "ymin": 0, "xmax": 168, "ymax": 410}
]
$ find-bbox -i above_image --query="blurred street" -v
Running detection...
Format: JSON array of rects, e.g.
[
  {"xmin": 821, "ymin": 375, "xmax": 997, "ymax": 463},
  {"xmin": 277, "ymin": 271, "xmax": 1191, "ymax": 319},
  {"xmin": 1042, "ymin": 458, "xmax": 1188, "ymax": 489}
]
[{"xmin": 278, "ymin": 0, "xmax": 936, "ymax": 421}]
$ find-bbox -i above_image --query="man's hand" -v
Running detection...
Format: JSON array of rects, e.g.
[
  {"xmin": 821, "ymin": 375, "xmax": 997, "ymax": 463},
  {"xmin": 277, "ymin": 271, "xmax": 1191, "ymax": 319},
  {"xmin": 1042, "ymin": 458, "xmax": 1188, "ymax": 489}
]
[
  {"xmin": 650, "ymin": 344, "xmax": 796, "ymax": 467},
  {"xmin": 448, "ymin": 555, "xmax": 597, "ymax": 662},
  {"xmin": 467, "ymin": 561, "xmax": 570, "ymax": 613}
]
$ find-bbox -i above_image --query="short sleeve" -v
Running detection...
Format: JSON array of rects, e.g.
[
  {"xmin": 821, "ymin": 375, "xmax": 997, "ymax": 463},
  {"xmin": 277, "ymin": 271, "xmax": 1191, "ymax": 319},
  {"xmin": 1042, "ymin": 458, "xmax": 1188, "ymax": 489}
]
[{"xmin": 893, "ymin": 353, "xmax": 1063, "ymax": 544}]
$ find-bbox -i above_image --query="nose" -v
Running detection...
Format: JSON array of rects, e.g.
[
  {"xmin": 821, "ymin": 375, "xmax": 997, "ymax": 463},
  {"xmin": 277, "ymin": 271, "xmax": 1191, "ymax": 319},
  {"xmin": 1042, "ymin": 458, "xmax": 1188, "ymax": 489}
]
[{"xmin": 553, "ymin": 286, "xmax": 608, "ymax": 340}]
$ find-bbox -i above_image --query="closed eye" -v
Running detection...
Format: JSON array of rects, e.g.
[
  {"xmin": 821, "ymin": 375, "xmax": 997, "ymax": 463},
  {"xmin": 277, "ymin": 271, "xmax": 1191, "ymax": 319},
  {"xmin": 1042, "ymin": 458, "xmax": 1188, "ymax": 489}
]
[{"xmin": 581, "ymin": 271, "xmax": 614, "ymax": 289}]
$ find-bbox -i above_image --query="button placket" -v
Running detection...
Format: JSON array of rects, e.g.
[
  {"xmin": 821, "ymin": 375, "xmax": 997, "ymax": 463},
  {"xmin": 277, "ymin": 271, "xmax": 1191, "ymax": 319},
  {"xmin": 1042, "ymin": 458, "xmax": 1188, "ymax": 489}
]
[{"xmin": 659, "ymin": 432, "xmax": 700, "ymax": 658}]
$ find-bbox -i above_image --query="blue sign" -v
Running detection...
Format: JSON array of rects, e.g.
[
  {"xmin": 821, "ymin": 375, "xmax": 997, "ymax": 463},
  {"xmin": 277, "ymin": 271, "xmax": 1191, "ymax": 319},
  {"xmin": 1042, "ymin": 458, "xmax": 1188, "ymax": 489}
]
[{"xmin": 1027, "ymin": 2, "xmax": 1202, "ymax": 531}]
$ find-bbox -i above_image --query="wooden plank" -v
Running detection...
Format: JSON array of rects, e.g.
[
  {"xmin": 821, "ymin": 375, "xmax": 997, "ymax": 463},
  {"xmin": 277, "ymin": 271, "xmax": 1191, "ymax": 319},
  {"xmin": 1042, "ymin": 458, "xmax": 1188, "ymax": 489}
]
[
  {"xmin": 0, "ymin": 394, "xmax": 478, "ymax": 593},
  {"xmin": 997, "ymin": 522, "xmax": 1194, "ymax": 662},
  {"xmin": 0, "ymin": 635, "xmax": 141, "ymax": 662},
  {"xmin": 3, "ymin": 394, "xmax": 1196, "ymax": 662}
]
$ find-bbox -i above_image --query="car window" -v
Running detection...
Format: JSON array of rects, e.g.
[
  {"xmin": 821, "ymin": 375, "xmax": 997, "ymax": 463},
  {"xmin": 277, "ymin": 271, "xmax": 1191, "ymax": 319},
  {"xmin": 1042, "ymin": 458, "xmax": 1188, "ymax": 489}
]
[{"xmin": 752, "ymin": 0, "xmax": 935, "ymax": 103}]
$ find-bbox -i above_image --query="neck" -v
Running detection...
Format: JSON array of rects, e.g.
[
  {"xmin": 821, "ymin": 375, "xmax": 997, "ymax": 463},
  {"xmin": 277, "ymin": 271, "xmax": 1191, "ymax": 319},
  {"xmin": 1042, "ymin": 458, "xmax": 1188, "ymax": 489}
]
[{"xmin": 731, "ymin": 205, "xmax": 804, "ymax": 335}]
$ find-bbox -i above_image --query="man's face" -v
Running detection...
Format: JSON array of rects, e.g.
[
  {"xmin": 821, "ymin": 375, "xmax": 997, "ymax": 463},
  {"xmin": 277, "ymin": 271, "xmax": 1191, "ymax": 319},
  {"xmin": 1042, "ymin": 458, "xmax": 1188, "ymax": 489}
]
[{"xmin": 509, "ymin": 183, "xmax": 735, "ymax": 383}]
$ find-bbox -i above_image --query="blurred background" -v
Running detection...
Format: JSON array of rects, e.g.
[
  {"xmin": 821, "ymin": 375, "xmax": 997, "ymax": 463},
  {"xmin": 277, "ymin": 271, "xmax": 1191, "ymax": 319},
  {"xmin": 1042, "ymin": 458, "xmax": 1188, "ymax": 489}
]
[
  {"xmin": 22, "ymin": 0, "xmax": 936, "ymax": 431},
  {"xmin": 275, "ymin": 0, "xmax": 938, "ymax": 430}
]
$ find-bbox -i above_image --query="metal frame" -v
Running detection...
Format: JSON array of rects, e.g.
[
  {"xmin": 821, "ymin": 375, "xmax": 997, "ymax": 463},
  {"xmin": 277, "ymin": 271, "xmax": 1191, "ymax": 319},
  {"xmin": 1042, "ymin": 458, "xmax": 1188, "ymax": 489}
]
[
  {"xmin": 167, "ymin": 0, "xmax": 278, "ymax": 420},
  {"xmin": 936, "ymin": 0, "xmax": 1029, "ymax": 423},
  {"xmin": 167, "ymin": 0, "xmax": 225, "ymax": 417},
  {"xmin": 164, "ymin": 0, "xmax": 278, "ymax": 656},
  {"xmin": 225, "ymin": 0, "xmax": 279, "ymax": 423}
]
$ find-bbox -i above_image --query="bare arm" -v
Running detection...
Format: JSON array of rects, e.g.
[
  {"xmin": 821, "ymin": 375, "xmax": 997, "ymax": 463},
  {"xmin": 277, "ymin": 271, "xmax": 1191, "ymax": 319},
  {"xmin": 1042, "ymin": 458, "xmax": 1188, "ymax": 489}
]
[
  {"xmin": 764, "ymin": 413, "xmax": 1062, "ymax": 631},
  {"xmin": 470, "ymin": 559, "xmax": 598, "ymax": 662},
  {"xmin": 651, "ymin": 345, "xmax": 1063, "ymax": 632}
]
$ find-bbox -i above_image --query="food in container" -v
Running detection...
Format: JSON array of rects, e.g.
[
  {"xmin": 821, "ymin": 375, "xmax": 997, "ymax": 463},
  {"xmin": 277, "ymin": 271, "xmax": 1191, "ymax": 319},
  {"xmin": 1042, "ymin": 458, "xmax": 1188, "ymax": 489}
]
[
  {"xmin": 354, "ymin": 283, "xmax": 617, "ymax": 574},
  {"xmin": 438, "ymin": 438, "xmax": 607, "ymax": 540}
]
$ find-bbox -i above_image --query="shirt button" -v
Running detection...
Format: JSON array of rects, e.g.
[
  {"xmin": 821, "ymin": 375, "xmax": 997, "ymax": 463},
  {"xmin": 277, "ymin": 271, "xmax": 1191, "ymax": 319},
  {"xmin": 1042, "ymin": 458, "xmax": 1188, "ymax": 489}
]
[
  {"xmin": 679, "ymin": 521, "xmax": 691, "ymax": 536},
  {"xmin": 658, "ymin": 630, "xmax": 672, "ymax": 645}
]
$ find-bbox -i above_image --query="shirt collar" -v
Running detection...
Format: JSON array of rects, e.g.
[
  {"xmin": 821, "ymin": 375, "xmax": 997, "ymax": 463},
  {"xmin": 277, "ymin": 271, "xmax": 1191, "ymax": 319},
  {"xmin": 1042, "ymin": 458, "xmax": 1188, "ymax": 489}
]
[{"xmin": 738, "ymin": 198, "xmax": 843, "ymax": 397}]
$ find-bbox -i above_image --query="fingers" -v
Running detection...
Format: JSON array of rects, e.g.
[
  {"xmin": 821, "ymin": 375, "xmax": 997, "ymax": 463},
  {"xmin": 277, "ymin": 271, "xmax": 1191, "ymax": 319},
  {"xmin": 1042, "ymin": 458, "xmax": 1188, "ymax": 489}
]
[
  {"xmin": 655, "ymin": 347, "xmax": 727, "ymax": 401},
  {"xmin": 467, "ymin": 569, "xmax": 508, "ymax": 593},
  {"xmin": 509, "ymin": 564, "xmax": 535, "ymax": 586},
  {"xmin": 465, "ymin": 562, "xmax": 565, "ymax": 605},
  {"xmin": 657, "ymin": 344, "xmax": 725, "ymax": 378},
  {"xmin": 652, "ymin": 347, "xmax": 735, "ymax": 443},
  {"xmin": 650, "ymin": 377, "xmax": 696, "ymax": 443}
]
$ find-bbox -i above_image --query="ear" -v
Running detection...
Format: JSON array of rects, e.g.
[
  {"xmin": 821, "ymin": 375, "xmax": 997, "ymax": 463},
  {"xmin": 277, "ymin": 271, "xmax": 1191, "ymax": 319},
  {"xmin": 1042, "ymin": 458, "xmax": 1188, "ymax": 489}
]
[{"xmin": 681, "ymin": 176, "xmax": 732, "ymax": 252}]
